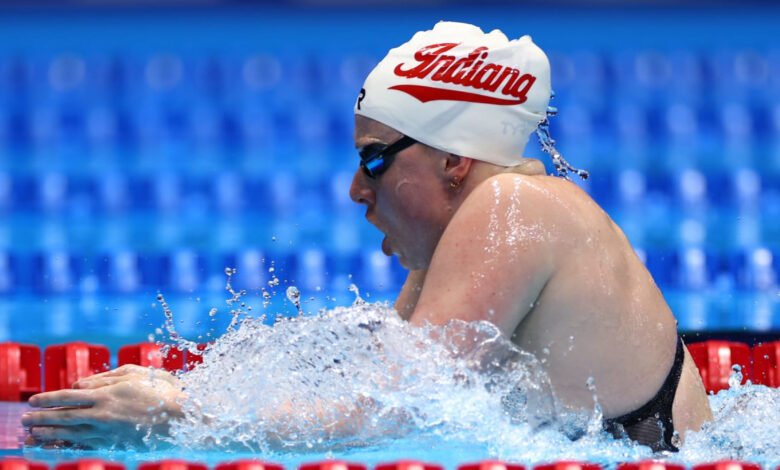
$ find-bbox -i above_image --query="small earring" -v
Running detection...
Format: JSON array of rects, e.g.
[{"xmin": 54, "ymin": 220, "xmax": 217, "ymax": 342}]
[{"xmin": 449, "ymin": 178, "xmax": 461, "ymax": 189}]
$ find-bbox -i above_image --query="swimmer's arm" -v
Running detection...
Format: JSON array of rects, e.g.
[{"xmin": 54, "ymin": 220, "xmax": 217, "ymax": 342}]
[
  {"xmin": 409, "ymin": 174, "xmax": 557, "ymax": 336},
  {"xmin": 395, "ymin": 269, "xmax": 427, "ymax": 320},
  {"xmin": 23, "ymin": 365, "xmax": 185, "ymax": 448}
]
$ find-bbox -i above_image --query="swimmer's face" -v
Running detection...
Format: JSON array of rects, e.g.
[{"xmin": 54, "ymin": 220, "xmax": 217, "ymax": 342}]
[{"xmin": 350, "ymin": 115, "xmax": 455, "ymax": 270}]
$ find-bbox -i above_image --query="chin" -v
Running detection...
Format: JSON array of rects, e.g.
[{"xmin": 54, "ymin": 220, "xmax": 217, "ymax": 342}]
[{"xmin": 396, "ymin": 253, "xmax": 427, "ymax": 271}]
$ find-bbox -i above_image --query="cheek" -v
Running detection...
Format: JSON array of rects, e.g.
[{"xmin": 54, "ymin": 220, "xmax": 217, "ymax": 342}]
[{"xmin": 389, "ymin": 178, "xmax": 435, "ymax": 220}]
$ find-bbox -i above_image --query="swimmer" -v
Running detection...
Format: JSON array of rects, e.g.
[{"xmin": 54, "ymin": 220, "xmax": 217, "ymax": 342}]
[{"xmin": 22, "ymin": 21, "xmax": 712, "ymax": 452}]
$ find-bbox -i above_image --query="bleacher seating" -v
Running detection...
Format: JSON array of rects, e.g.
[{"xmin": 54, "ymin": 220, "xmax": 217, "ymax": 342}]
[{"xmin": 0, "ymin": 40, "xmax": 777, "ymax": 341}]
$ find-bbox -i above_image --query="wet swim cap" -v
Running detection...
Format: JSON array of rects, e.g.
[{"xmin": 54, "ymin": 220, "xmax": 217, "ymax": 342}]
[{"xmin": 355, "ymin": 21, "xmax": 552, "ymax": 167}]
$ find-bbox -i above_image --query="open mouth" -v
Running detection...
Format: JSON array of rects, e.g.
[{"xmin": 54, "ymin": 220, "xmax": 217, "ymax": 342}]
[{"xmin": 381, "ymin": 235, "xmax": 393, "ymax": 256}]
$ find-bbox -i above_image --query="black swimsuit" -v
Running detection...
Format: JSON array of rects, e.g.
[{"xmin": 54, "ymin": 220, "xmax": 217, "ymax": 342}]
[{"xmin": 603, "ymin": 335, "xmax": 685, "ymax": 452}]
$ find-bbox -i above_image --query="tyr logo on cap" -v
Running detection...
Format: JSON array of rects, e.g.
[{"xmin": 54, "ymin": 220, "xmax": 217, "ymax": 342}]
[{"xmin": 390, "ymin": 43, "xmax": 537, "ymax": 105}]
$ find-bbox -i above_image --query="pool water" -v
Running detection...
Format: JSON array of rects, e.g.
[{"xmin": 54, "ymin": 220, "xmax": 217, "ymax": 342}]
[{"xmin": 3, "ymin": 302, "xmax": 780, "ymax": 469}]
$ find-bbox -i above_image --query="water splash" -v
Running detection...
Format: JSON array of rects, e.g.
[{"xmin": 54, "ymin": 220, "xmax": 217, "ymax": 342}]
[
  {"xmin": 156, "ymin": 292, "xmax": 201, "ymax": 356},
  {"xmin": 150, "ymin": 273, "xmax": 780, "ymax": 467},
  {"xmin": 536, "ymin": 93, "xmax": 589, "ymax": 181},
  {"xmin": 348, "ymin": 283, "xmax": 365, "ymax": 305},
  {"xmin": 223, "ymin": 267, "xmax": 248, "ymax": 332},
  {"xmin": 165, "ymin": 303, "xmax": 565, "ymax": 455}
]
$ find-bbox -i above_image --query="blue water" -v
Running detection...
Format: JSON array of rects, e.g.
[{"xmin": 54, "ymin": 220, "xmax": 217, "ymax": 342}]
[{"xmin": 4, "ymin": 300, "xmax": 780, "ymax": 469}]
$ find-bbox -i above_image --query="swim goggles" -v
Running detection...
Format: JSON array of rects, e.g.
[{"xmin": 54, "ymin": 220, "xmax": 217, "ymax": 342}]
[{"xmin": 358, "ymin": 135, "xmax": 417, "ymax": 179}]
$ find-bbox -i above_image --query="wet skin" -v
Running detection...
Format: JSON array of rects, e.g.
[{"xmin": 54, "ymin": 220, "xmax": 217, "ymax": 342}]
[
  {"xmin": 22, "ymin": 114, "xmax": 713, "ymax": 448},
  {"xmin": 350, "ymin": 115, "xmax": 713, "ymax": 437}
]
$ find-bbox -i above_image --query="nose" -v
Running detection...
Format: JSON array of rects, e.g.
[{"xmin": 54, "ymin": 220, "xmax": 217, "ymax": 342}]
[{"xmin": 349, "ymin": 168, "xmax": 375, "ymax": 206}]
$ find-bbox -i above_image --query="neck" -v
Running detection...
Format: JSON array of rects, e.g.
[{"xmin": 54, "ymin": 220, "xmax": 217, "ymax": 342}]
[{"xmin": 461, "ymin": 157, "xmax": 545, "ymax": 195}]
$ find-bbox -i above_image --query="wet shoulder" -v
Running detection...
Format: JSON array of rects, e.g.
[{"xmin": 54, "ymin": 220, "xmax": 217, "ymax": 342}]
[
  {"xmin": 464, "ymin": 173, "xmax": 604, "ymax": 239},
  {"xmin": 467, "ymin": 173, "xmax": 575, "ymax": 216}
]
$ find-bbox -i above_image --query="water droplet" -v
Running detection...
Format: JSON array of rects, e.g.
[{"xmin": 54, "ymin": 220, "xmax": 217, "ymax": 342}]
[
  {"xmin": 208, "ymin": 308, "xmax": 218, "ymax": 317},
  {"xmin": 286, "ymin": 286, "xmax": 303, "ymax": 315},
  {"xmin": 535, "ymin": 96, "xmax": 588, "ymax": 181},
  {"xmin": 728, "ymin": 364, "xmax": 744, "ymax": 389},
  {"xmin": 349, "ymin": 284, "xmax": 365, "ymax": 305}
]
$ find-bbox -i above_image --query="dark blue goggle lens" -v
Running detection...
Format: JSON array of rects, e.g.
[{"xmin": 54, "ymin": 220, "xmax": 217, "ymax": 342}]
[{"xmin": 358, "ymin": 136, "xmax": 417, "ymax": 179}]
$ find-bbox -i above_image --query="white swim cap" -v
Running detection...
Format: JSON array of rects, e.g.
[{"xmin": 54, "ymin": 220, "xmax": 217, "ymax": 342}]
[{"xmin": 355, "ymin": 21, "xmax": 552, "ymax": 167}]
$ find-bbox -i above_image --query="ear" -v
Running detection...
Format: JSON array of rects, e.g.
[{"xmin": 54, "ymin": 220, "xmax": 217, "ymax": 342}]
[{"xmin": 443, "ymin": 153, "xmax": 473, "ymax": 184}]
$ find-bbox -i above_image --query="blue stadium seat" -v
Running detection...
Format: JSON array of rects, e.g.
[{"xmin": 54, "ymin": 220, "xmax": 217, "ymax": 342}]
[
  {"xmin": 674, "ymin": 247, "xmax": 719, "ymax": 291},
  {"xmin": 550, "ymin": 51, "xmax": 608, "ymax": 112},
  {"xmin": 97, "ymin": 171, "xmax": 131, "ymax": 214},
  {"xmin": 296, "ymin": 248, "xmax": 329, "ymax": 293},
  {"xmin": 267, "ymin": 172, "xmax": 299, "ymax": 216},
  {"xmin": 734, "ymin": 247, "xmax": 778, "ymax": 291},
  {"xmin": 0, "ymin": 56, "xmax": 33, "ymax": 105},
  {"xmin": 212, "ymin": 172, "xmax": 246, "ymax": 215},
  {"xmin": 226, "ymin": 248, "xmax": 267, "ymax": 292},
  {"xmin": 675, "ymin": 168, "xmax": 708, "ymax": 211},
  {"xmin": 97, "ymin": 250, "xmax": 143, "ymax": 294},
  {"xmin": 0, "ymin": 172, "xmax": 12, "ymax": 212},
  {"xmin": 613, "ymin": 103, "xmax": 650, "ymax": 150},
  {"xmin": 84, "ymin": 106, "xmax": 120, "ymax": 149},
  {"xmin": 613, "ymin": 168, "xmax": 646, "ymax": 208},
  {"xmin": 240, "ymin": 54, "xmax": 283, "ymax": 102},
  {"xmin": 0, "ymin": 251, "xmax": 16, "ymax": 294},
  {"xmin": 731, "ymin": 168, "xmax": 762, "ymax": 209},
  {"xmin": 151, "ymin": 172, "xmax": 183, "ymax": 213},
  {"xmin": 32, "ymin": 251, "xmax": 81, "ymax": 294},
  {"xmin": 45, "ymin": 54, "xmax": 88, "ymax": 107},
  {"xmin": 162, "ymin": 249, "xmax": 207, "ymax": 293},
  {"xmin": 662, "ymin": 103, "xmax": 701, "ymax": 157},
  {"xmin": 191, "ymin": 55, "xmax": 231, "ymax": 104},
  {"xmin": 643, "ymin": 249, "xmax": 675, "ymax": 288},
  {"xmin": 671, "ymin": 292, "xmax": 716, "ymax": 332},
  {"xmin": 36, "ymin": 172, "xmax": 69, "ymax": 213},
  {"xmin": 718, "ymin": 102, "xmax": 755, "ymax": 148},
  {"xmin": 613, "ymin": 50, "xmax": 673, "ymax": 107}
]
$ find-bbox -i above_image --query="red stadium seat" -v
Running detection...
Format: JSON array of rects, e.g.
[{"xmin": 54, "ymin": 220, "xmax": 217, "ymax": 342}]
[
  {"xmin": 215, "ymin": 461, "xmax": 284, "ymax": 470},
  {"xmin": 138, "ymin": 461, "xmax": 207, "ymax": 470},
  {"xmin": 0, "ymin": 458, "xmax": 48, "ymax": 470},
  {"xmin": 692, "ymin": 461, "xmax": 761, "ymax": 470},
  {"xmin": 184, "ymin": 343, "xmax": 210, "ymax": 370},
  {"xmin": 378, "ymin": 462, "xmax": 443, "ymax": 470},
  {"xmin": 534, "ymin": 462, "xmax": 602, "ymax": 470},
  {"xmin": 0, "ymin": 342, "xmax": 41, "ymax": 401},
  {"xmin": 688, "ymin": 341, "xmax": 751, "ymax": 393},
  {"xmin": 299, "ymin": 461, "xmax": 366, "ymax": 470},
  {"xmin": 751, "ymin": 341, "xmax": 780, "ymax": 387},
  {"xmin": 118, "ymin": 343, "xmax": 184, "ymax": 371},
  {"xmin": 617, "ymin": 462, "xmax": 685, "ymax": 470},
  {"xmin": 43, "ymin": 342, "xmax": 110, "ymax": 392},
  {"xmin": 56, "ymin": 460, "xmax": 125, "ymax": 470},
  {"xmin": 459, "ymin": 462, "xmax": 525, "ymax": 470}
]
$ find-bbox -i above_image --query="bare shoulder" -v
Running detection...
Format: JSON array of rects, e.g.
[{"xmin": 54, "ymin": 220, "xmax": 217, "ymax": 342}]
[
  {"xmin": 458, "ymin": 172, "xmax": 591, "ymax": 244},
  {"xmin": 410, "ymin": 173, "xmax": 574, "ymax": 334}
]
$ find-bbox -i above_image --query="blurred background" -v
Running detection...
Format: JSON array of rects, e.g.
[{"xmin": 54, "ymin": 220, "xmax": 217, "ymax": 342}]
[{"xmin": 0, "ymin": 1, "xmax": 778, "ymax": 350}]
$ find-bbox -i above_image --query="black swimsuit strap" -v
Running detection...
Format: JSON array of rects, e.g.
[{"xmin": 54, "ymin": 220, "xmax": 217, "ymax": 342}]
[{"xmin": 605, "ymin": 335, "xmax": 685, "ymax": 451}]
